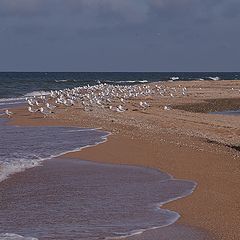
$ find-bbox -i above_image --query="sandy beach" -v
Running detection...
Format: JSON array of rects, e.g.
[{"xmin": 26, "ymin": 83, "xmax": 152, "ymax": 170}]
[{"xmin": 6, "ymin": 80, "xmax": 240, "ymax": 240}]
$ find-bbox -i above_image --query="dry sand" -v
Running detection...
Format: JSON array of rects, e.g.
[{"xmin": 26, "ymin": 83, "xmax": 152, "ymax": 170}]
[{"xmin": 7, "ymin": 80, "xmax": 240, "ymax": 240}]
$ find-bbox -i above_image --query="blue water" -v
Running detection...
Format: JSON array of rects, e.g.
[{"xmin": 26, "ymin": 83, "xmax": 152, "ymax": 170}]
[
  {"xmin": 0, "ymin": 72, "xmax": 239, "ymax": 99},
  {"xmin": 210, "ymin": 109, "xmax": 240, "ymax": 116}
]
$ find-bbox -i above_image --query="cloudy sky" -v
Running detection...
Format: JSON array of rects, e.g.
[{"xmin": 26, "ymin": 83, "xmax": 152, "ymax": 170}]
[{"xmin": 0, "ymin": 0, "xmax": 239, "ymax": 71}]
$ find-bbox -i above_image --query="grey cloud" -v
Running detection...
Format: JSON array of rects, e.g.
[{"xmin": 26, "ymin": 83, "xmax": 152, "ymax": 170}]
[
  {"xmin": 0, "ymin": 0, "xmax": 44, "ymax": 17},
  {"xmin": 0, "ymin": 0, "xmax": 237, "ymax": 27},
  {"xmin": 1, "ymin": 0, "xmax": 239, "ymax": 35},
  {"xmin": 0, "ymin": 0, "xmax": 239, "ymax": 71}
]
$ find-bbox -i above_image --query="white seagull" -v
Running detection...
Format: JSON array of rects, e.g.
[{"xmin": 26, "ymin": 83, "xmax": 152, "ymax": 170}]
[
  {"xmin": 5, "ymin": 109, "xmax": 13, "ymax": 118},
  {"xmin": 164, "ymin": 105, "xmax": 172, "ymax": 111},
  {"xmin": 116, "ymin": 105, "xmax": 125, "ymax": 113},
  {"xmin": 28, "ymin": 106, "xmax": 38, "ymax": 113},
  {"xmin": 46, "ymin": 103, "xmax": 56, "ymax": 111},
  {"xmin": 139, "ymin": 101, "xmax": 150, "ymax": 109},
  {"xmin": 40, "ymin": 107, "xmax": 52, "ymax": 117}
]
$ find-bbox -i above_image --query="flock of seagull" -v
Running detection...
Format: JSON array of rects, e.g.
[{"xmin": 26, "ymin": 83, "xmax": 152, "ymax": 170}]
[{"xmin": 3, "ymin": 83, "xmax": 189, "ymax": 118}]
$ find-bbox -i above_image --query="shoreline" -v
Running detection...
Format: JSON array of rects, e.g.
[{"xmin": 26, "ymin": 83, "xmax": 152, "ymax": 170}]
[{"xmin": 2, "ymin": 80, "xmax": 240, "ymax": 239}]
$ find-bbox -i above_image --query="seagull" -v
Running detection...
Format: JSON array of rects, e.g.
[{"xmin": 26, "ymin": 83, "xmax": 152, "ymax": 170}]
[
  {"xmin": 40, "ymin": 107, "xmax": 53, "ymax": 117},
  {"xmin": 83, "ymin": 106, "xmax": 91, "ymax": 112},
  {"xmin": 46, "ymin": 103, "xmax": 56, "ymax": 111},
  {"xmin": 139, "ymin": 101, "xmax": 150, "ymax": 109},
  {"xmin": 63, "ymin": 99, "xmax": 74, "ymax": 107},
  {"xmin": 143, "ymin": 101, "xmax": 150, "ymax": 107},
  {"xmin": 27, "ymin": 99, "xmax": 35, "ymax": 106},
  {"xmin": 28, "ymin": 106, "xmax": 38, "ymax": 113},
  {"xmin": 120, "ymin": 98, "xmax": 125, "ymax": 103},
  {"xmin": 116, "ymin": 105, "xmax": 125, "ymax": 113},
  {"xmin": 96, "ymin": 100, "xmax": 102, "ymax": 106},
  {"xmin": 139, "ymin": 101, "xmax": 145, "ymax": 108},
  {"xmin": 164, "ymin": 105, "xmax": 172, "ymax": 111},
  {"xmin": 5, "ymin": 109, "xmax": 13, "ymax": 118}
]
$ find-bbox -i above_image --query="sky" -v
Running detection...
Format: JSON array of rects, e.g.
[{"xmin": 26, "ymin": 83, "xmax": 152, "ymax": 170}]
[{"xmin": 0, "ymin": 0, "xmax": 239, "ymax": 72}]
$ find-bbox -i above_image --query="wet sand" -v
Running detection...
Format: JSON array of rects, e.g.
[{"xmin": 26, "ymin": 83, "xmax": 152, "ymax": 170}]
[{"xmin": 6, "ymin": 80, "xmax": 240, "ymax": 239}]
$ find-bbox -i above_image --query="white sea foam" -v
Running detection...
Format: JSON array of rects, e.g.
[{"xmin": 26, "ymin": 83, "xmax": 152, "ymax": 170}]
[
  {"xmin": 170, "ymin": 77, "xmax": 180, "ymax": 81},
  {"xmin": 0, "ymin": 233, "xmax": 38, "ymax": 240},
  {"xmin": 124, "ymin": 80, "xmax": 137, "ymax": 83},
  {"xmin": 55, "ymin": 79, "xmax": 69, "ymax": 82},
  {"xmin": 0, "ymin": 127, "xmax": 110, "ymax": 183},
  {"xmin": 65, "ymin": 128, "xmax": 98, "ymax": 132},
  {"xmin": 0, "ymin": 158, "xmax": 41, "ymax": 183},
  {"xmin": 0, "ymin": 101, "xmax": 25, "ymax": 107},
  {"xmin": 106, "ymin": 229, "xmax": 147, "ymax": 239},
  {"xmin": 55, "ymin": 79, "xmax": 77, "ymax": 83},
  {"xmin": 209, "ymin": 76, "xmax": 220, "ymax": 81},
  {"xmin": 0, "ymin": 97, "xmax": 26, "ymax": 109},
  {"xmin": 0, "ymin": 97, "xmax": 25, "ymax": 103},
  {"xmin": 24, "ymin": 91, "xmax": 51, "ymax": 97},
  {"xmin": 105, "ymin": 80, "xmax": 149, "ymax": 84}
]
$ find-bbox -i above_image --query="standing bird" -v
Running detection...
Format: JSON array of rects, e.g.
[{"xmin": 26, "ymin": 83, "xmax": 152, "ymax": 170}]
[
  {"xmin": 116, "ymin": 105, "xmax": 125, "ymax": 112},
  {"xmin": 40, "ymin": 107, "xmax": 52, "ymax": 117},
  {"xmin": 5, "ymin": 109, "xmax": 13, "ymax": 118},
  {"xmin": 139, "ymin": 101, "xmax": 150, "ymax": 109},
  {"xmin": 46, "ymin": 103, "xmax": 56, "ymax": 111},
  {"xmin": 27, "ymin": 99, "xmax": 35, "ymax": 107},
  {"xmin": 164, "ymin": 105, "xmax": 172, "ymax": 111},
  {"xmin": 28, "ymin": 106, "xmax": 38, "ymax": 113}
]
